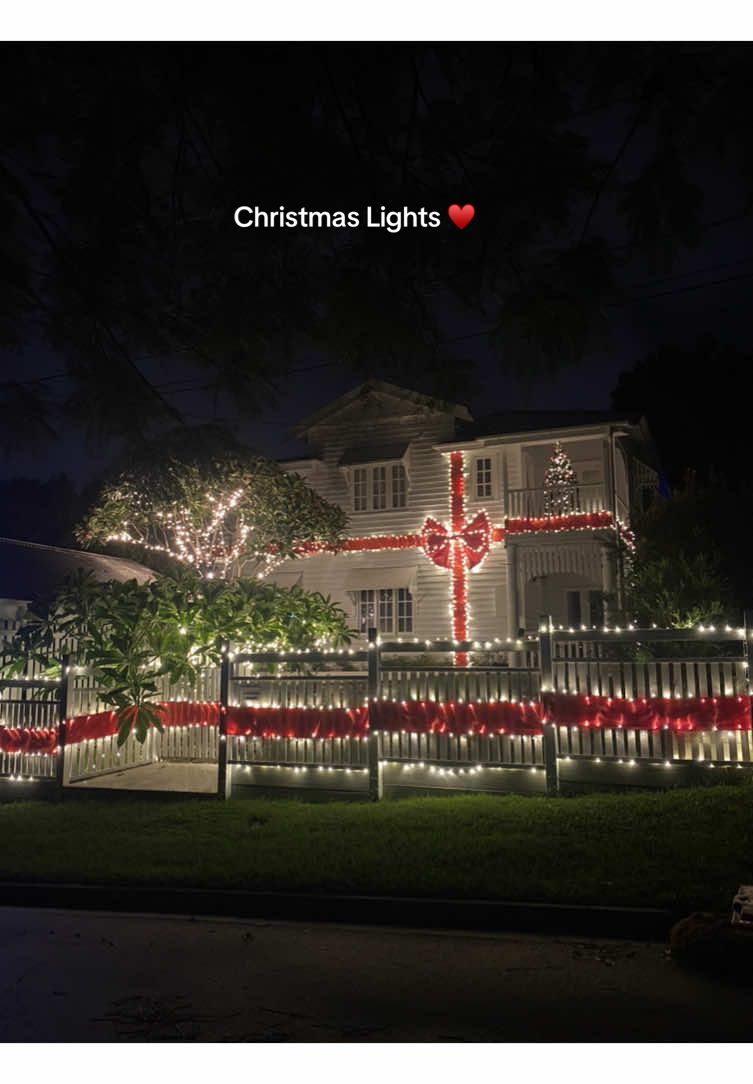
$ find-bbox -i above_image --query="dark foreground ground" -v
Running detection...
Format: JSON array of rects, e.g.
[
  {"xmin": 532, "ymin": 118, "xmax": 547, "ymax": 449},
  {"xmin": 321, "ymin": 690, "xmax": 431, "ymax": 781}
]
[{"xmin": 2, "ymin": 907, "xmax": 752, "ymax": 1041}]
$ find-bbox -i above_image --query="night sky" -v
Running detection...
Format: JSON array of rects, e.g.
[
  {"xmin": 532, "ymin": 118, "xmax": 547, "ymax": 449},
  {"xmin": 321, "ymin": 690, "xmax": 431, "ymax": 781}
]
[{"xmin": 2, "ymin": 44, "xmax": 753, "ymax": 484}]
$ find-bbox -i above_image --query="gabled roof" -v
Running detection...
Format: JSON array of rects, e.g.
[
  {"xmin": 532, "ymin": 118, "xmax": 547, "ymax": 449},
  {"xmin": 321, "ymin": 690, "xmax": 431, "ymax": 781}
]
[
  {"xmin": 292, "ymin": 380, "xmax": 472, "ymax": 437},
  {"xmin": 0, "ymin": 537, "xmax": 155, "ymax": 603}
]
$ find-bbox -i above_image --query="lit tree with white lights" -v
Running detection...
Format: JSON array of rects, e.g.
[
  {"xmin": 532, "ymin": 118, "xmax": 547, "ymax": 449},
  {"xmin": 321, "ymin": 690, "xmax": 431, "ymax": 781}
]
[
  {"xmin": 542, "ymin": 441, "xmax": 580, "ymax": 516},
  {"xmin": 78, "ymin": 427, "xmax": 346, "ymax": 580}
]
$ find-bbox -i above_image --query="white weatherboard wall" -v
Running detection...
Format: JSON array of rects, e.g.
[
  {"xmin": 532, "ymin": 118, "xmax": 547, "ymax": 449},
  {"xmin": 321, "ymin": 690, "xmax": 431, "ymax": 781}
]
[
  {"xmin": 271, "ymin": 388, "xmax": 516, "ymax": 643},
  {"xmin": 269, "ymin": 384, "xmax": 655, "ymax": 642}
]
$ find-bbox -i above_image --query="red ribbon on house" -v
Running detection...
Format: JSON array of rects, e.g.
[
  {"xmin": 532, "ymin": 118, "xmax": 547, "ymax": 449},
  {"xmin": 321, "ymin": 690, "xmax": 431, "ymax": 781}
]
[
  {"xmin": 288, "ymin": 447, "xmax": 623, "ymax": 660},
  {"xmin": 421, "ymin": 509, "xmax": 491, "ymax": 571}
]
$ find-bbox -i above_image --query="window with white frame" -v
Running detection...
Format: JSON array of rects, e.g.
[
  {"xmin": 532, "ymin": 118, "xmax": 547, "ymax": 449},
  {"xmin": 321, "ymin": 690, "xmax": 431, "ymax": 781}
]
[
  {"xmin": 391, "ymin": 463, "xmax": 407, "ymax": 508},
  {"xmin": 397, "ymin": 587, "xmax": 413, "ymax": 632},
  {"xmin": 353, "ymin": 467, "xmax": 368, "ymax": 512},
  {"xmin": 350, "ymin": 463, "xmax": 408, "ymax": 512},
  {"xmin": 356, "ymin": 588, "xmax": 413, "ymax": 634},
  {"xmin": 372, "ymin": 465, "xmax": 387, "ymax": 510},
  {"xmin": 474, "ymin": 456, "xmax": 493, "ymax": 499}
]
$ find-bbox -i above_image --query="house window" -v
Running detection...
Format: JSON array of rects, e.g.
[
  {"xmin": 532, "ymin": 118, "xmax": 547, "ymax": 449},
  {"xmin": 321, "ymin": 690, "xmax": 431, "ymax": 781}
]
[
  {"xmin": 397, "ymin": 588, "xmax": 413, "ymax": 632},
  {"xmin": 566, "ymin": 589, "xmax": 604, "ymax": 628},
  {"xmin": 372, "ymin": 466, "xmax": 387, "ymax": 510},
  {"xmin": 475, "ymin": 456, "xmax": 492, "ymax": 499},
  {"xmin": 356, "ymin": 588, "xmax": 413, "ymax": 634},
  {"xmin": 391, "ymin": 463, "xmax": 407, "ymax": 508},
  {"xmin": 357, "ymin": 590, "xmax": 376, "ymax": 634},
  {"xmin": 351, "ymin": 463, "xmax": 408, "ymax": 512},
  {"xmin": 589, "ymin": 590, "xmax": 604, "ymax": 627},
  {"xmin": 566, "ymin": 590, "xmax": 581, "ymax": 628},
  {"xmin": 378, "ymin": 589, "xmax": 394, "ymax": 632},
  {"xmin": 353, "ymin": 468, "xmax": 368, "ymax": 512}
]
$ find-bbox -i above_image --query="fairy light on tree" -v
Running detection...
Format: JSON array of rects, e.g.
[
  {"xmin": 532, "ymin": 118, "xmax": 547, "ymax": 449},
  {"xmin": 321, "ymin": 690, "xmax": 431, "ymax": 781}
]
[
  {"xmin": 543, "ymin": 441, "xmax": 580, "ymax": 517},
  {"xmin": 77, "ymin": 427, "xmax": 346, "ymax": 580}
]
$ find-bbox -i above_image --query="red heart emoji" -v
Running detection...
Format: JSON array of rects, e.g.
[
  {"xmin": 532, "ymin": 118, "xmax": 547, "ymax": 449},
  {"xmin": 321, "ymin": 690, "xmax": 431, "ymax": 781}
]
[{"xmin": 448, "ymin": 203, "xmax": 475, "ymax": 229}]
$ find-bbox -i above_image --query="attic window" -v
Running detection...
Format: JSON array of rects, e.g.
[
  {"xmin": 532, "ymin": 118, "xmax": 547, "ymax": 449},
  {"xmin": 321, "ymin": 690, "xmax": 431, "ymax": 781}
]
[
  {"xmin": 353, "ymin": 468, "xmax": 368, "ymax": 512},
  {"xmin": 351, "ymin": 463, "xmax": 407, "ymax": 512},
  {"xmin": 391, "ymin": 464, "xmax": 407, "ymax": 508}
]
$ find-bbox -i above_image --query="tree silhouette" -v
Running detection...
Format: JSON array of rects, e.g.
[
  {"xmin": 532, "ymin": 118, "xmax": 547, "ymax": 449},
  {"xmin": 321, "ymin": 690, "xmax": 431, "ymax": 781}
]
[{"xmin": 3, "ymin": 45, "xmax": 753, "ymax": 446}]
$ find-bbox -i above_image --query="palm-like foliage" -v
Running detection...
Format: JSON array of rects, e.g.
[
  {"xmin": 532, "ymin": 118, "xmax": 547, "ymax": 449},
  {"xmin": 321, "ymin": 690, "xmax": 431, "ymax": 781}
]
[{"xmin": 3, "ymin": 571, "xmax": 351, "ymax": 744}]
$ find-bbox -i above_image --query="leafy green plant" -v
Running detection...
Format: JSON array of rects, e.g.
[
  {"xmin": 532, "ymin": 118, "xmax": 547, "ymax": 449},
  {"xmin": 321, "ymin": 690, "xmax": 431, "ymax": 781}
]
[
  {"xmin": 620, "ymin": 482, "xmax": 736, "ymax": 630},
  {"xmin": 2, "ymin": 571, "xmax": 351, "ymax": 744}
]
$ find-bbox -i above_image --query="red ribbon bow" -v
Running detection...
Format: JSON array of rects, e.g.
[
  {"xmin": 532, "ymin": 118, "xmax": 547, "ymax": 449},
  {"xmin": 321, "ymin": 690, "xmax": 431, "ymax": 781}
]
[{"xmin": 421, "ymin": 510, "xmax": 491, "ymax": 570}]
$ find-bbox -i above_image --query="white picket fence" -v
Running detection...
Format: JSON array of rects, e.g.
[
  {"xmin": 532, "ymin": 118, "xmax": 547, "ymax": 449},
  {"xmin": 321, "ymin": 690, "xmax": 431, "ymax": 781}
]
[{"xmin": 2, "ymin": 622, "xmax": 752, "ymax": 797}]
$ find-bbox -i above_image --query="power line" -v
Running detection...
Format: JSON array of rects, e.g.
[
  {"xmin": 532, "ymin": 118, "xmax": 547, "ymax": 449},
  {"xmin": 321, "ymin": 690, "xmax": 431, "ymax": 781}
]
[
  {"xmin": 3, "ymin": 268, "xmax": 753, "ymax": 390},
  {"xmin": 616, "ymin": 269, "xmax": 753, "ymax": 304},
  {"xmin": 439, "ymin": 269, "xmax": 753, "ymax": 345}
]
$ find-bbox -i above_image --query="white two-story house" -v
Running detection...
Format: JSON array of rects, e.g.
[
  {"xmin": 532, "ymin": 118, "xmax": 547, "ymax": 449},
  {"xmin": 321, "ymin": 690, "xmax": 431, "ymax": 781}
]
[{"xmin": 270, "ymin": 381, "xmax": 658, "ymax": 642}]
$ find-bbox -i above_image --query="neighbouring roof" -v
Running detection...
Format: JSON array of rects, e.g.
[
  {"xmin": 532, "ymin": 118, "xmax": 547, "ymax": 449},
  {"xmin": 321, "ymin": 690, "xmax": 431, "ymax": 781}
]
[
  {"xmin": 0, "ymin": 537, "xmax": 155, "ymax": 602},
  {"xmin": 292, "ymin": 380, "xmax": 472, "ymax": 436},
  {"xmin": 339, "ymin": 441, "xmax": 409, "ymax": 466}
]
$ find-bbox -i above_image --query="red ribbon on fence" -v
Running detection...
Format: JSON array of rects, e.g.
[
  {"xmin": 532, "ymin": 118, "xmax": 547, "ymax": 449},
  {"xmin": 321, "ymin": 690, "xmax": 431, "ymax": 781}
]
[
  {"xmin": 225, "ymin": 705, "xmax": 370, "ymax": 739},
  {"xmin": 0, "ymin": 727, "xmax": 57, "ymax": 754},
  {"xmin": 369, "ymin": 698, "xmax": 545, "ymax": 736},
  {"xmin": 2, "ymin": 693, "xmax": 749, "ymax": 755},
  {"xmin": 64, "ymin": 701, "xmax": 220, "ymax": 745},
  {"xmin": 542, "ymin": 693, "xmax": 751, "ymax": 732}
]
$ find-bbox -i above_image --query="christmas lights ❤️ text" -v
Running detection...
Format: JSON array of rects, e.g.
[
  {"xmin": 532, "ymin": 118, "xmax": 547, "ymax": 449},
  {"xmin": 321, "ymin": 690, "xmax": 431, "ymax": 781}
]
[{"xmin": 234, "ymin": 206, "xmax": 442, "ymax": 232}]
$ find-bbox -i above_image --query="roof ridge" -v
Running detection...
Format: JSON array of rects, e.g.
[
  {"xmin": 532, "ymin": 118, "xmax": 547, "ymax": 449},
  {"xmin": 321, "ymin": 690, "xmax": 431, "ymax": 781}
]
[{"xmin": 0, "ymin": 536, "xmax": 153, "ymax": 572}]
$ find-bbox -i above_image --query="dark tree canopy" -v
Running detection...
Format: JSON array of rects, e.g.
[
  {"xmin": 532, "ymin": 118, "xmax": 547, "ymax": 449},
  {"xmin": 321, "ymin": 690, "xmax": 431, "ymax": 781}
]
[
  {"xmin": 612, "ymin": 336, "xmax": 753, "ymax": 490},
  {"xmin": 0, "ymin": 474, "xmax": 83, "ymax": 546},
  {"xmin": 625, "ymin": 476, "xmax": 751, "ymax": 622},
  {"xmin": 3, "ymin": 44, "xmax": 753, "ymax": 447}
]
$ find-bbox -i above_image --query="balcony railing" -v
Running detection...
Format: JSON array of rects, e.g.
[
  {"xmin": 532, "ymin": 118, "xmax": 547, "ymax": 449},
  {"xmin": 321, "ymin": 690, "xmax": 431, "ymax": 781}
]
[{"xmin": 506, "ymin": 483, "xmax": 606, "ymax": 520}]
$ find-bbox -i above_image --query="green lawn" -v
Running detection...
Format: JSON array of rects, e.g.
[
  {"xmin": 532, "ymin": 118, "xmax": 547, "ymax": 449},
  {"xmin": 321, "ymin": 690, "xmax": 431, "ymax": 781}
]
[{"xmin": 1, "ymin": 785, "xmax": 751, "ymax": 911}]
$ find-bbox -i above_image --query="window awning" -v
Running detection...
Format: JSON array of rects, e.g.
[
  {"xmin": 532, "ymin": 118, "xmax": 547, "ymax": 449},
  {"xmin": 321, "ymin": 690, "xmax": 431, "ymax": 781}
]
[
  {"xmin": 344, "ymin": 565, "xmax": 417, "ymax": 593},
  {"xmin": 339, "ymin": 442, "xmax": 409, "ymax": 467},
  {"xmin": 269, "ymin": 569, "xmax": 304, "ymax": 588}
]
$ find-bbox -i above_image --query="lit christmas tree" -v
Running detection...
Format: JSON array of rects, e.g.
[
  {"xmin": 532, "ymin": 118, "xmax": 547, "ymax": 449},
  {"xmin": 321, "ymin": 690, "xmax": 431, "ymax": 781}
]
[{"xmin": 543, "ymin": 441, "xmax": 580, "ymax": 516}]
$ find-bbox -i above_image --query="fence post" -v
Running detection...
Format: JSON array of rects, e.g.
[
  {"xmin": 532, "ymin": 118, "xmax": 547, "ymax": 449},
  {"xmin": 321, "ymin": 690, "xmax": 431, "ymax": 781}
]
[
  {"xmin": 744, "ymin": 613, "xmax": 753, "ymax": 731},
  {"xmin": 538, "ymin": 616, "xmax": 559, "ymax": 796},
  {"xmin": 217, "ymin": 642, "xmax": 231, "ymax": 800},
  {"xmin": 367, "ymin": 626, "xmax": 383, "ymax": 800},
  {"xmin": 55, "ymin": 654, "xmax": 71, "ymax": 797}
]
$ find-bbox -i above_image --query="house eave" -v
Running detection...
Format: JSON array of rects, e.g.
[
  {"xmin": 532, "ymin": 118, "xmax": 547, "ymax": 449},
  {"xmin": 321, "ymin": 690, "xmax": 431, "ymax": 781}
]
[
  {"xmin": 434, "ymin": 420, "xmax": 636, "ymax": 453},
  {"xmin": 292, "ymin": 379, "xmax": 472, "ymax": 437}
]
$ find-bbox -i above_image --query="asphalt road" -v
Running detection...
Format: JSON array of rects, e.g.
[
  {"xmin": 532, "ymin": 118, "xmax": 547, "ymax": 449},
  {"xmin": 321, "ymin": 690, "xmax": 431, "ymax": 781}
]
[{"xmin": 1, "ymin": 907, "xmax": 751, "ymax": 1041}]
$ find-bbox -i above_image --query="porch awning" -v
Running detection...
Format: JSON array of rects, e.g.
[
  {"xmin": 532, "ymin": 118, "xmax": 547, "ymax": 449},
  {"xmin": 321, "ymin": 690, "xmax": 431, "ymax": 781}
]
[
  {"xmin": 339, "ymin": 442, "xmax": 409, "ymax": 466},
  {"xmin": 344, "ymin": 565, "xmax": 417, "ymax": 593},
  {"xmin": 269, "ymin": 569, "xmax": 304, "ymax": 588}
]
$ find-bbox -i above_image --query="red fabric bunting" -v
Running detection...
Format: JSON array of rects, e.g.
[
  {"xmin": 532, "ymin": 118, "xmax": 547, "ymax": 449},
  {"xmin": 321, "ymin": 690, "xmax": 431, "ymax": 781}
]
[
  {"xmin": 3, "ymin": 692, "xmax": 747, "ymax": 755},
  {"xmin": 0, "ymin": 727, "xmax": 57, "ymax": 754},
  {"xmin": 370, "ymin": 698, "xmax": 544, "ymax": 735},
  {"xmin": 543, "ymin": 692, "xmax": 751, "ymax": 732},
  {"xmin": 225, "ymin": 705, "xmax": 370, "ymax": 739},
  {"xmin": 64, "ymin": 701, "xmax": 220, "ymax": 745},
  {"xmin": 505, "ymin": 511, "xmax": 613, "ymax": 533}
]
